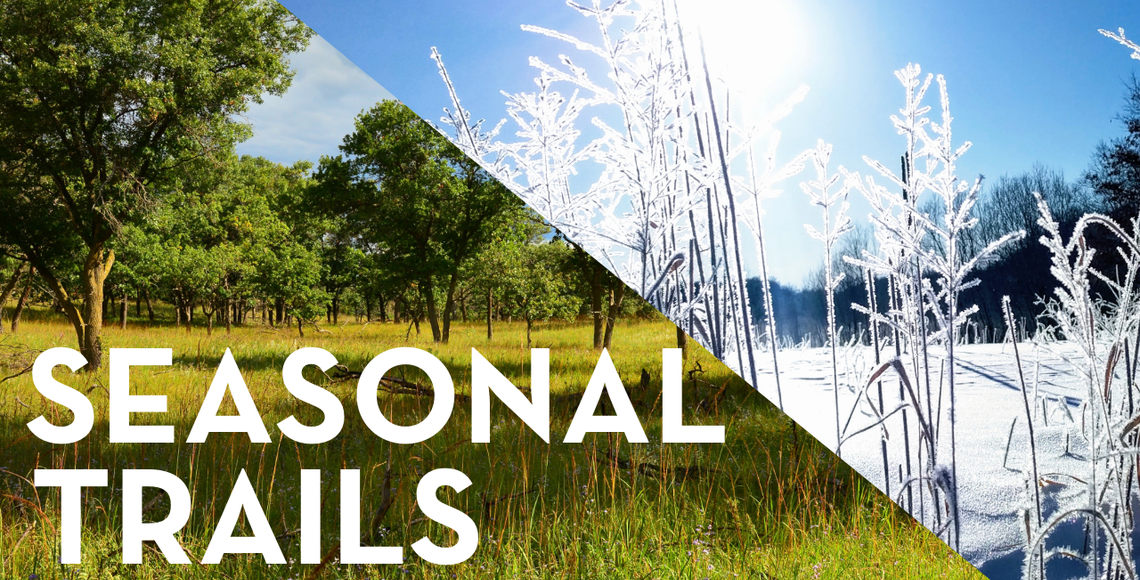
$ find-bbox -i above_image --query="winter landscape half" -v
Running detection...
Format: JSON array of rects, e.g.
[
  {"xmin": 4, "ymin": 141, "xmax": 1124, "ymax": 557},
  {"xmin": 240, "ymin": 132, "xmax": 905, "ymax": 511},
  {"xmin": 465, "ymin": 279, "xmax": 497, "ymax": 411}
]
[{"xmin": 418, "ymin": 1, "xmax": 1140, "ymax": 577}]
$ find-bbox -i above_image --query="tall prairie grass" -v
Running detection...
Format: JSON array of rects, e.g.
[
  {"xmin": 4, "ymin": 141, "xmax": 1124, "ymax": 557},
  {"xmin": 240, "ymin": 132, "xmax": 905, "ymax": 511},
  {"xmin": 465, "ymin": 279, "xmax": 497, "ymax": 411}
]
[{"xmin": 0, "ymin": 310, "xmax": 981, "ymax": 578}]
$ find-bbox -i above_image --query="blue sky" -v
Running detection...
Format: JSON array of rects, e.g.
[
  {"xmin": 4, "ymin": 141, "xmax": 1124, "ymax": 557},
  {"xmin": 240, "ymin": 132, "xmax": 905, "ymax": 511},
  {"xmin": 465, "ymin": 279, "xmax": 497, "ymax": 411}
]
[
  {"xmin": 245, "ymin": 0, "xmax": 1140, "ymax": 285},
  {"xmin": 236, "ymin": 35, "xmax": 393, "ymax": 164}
]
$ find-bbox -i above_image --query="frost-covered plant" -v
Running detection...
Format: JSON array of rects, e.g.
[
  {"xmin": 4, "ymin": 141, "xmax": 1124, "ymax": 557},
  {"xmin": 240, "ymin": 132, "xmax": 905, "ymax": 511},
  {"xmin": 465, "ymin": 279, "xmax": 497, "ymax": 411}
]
[
  {"xmin": 800, "ymin": 139, "xmax": 852, "ymax": 456},
  {"xmin": 842, "ymin": 64, "xmax": 943, "ymax": 537},
  {"xmin": 433, "ymin": 1, "xmax": 693, "ymax": 302},
  {"xmin": 843, "ymin": 64, "xmax": 1020, "ymax": 550},
  {"xmin": 518, "ymin": 0, "xmax": 697, "ymax": 302},
  {"xmin": 431, "ymin": 47, "xmax": 517, "ymax": 185},
  {"xmin": 1100, "ymin": 27, "xmax": 1140, "ymax": 61},
  {"xmin": 1011, "ymin": 30, "xmax": 1140, "ymax": 580},
  {"xmin": 498, "ymin": 74, "xmax": 597, "ymax": 235},
  {"xmin": 430, "ymin": 0, "xmax": 810, "ymax": 402},
  {"xmin": 734, "ymin": 108, "xmax": 810, "ymax": 408},
  {"xmin": 917, "ymin": 73, "xmax": 1024, "ymax": 549},
  {"xmin": 1024, "ymin": 195, "xmax": 1140, "ymax": 580}
]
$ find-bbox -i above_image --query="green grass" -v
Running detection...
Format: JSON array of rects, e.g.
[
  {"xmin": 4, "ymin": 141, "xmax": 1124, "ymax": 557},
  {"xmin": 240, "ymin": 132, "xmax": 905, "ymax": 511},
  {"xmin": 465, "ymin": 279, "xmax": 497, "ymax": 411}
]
[{"xmin": 0, "ymin": 310, "xmax": 985, "ymax": 579}]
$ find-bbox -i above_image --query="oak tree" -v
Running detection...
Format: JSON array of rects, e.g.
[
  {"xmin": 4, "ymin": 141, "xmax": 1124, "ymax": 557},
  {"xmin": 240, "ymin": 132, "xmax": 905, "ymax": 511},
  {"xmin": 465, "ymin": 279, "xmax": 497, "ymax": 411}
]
[{"xmin": 0, "ymin": 0, "xmax": 310, "ymax": 367}]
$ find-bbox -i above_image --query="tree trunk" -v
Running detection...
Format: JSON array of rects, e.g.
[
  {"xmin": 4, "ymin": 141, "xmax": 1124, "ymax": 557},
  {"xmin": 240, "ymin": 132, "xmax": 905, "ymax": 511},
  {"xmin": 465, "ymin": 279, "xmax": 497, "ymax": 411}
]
[
  {"xmin": 0, "ymin": 262, "xmax": 29, "ymax": 332},
  {"xmin": 11, "ymin": 269, "xmax": 34, "ymax": 332},
  {"xmin": 602, "ymin": 285, "xmax": 626, "ymax": 349},
  {"xmin": 80, "ymin": 247, "xmax": 113, "ymax": 369},
  {"xmin": 486, "ymin": 288, "xmax": 494, "ymax": 341},
  {"xmin": 224, "ymin": 298, "xmax": 232, "ymax": 335},
  {"xmin": 275, "ymin": 297, "xmax": 284, "ymax": 325},
  {"xmin": 144, "ymin": 288, "xmax": 155, "ymax": 322},
  {"xmin": 423, "ymin": 278, "xmax": 442, "ymax": 342},
  {"xmin": 441, "ymin": 272, "xmax": 460, "ymax": 343},
  {"xmin": 590, "ymin": 273, "xmax": 604, "ymax": 349},
  {"xmin": 676, "ymin": 326, "xmax": 688, "ymax": 359},
  {"xmin": 30, "ymin": 255, "xmax": 93, "ymax": 368},
  {"xmin": 205, "ymin": 304, "xmax": 214, "ymax": 336},
  {"xmin": 120, "ymin": 292, "xmax": 128, "ymax": 329},
  {"xmin": 33, "ymin": 246, "xmax": 114, "ymax": 369},
  {"xmin": 333, "ymin": 295, "xmax": 340, "ymax": 324},
  {"xmin": 297, "ymin": 316, "xmax": 304, "ymax": 338},
  {"xmin": 526, "ymin": 318, "xmax": 533, "ymax": 348}
]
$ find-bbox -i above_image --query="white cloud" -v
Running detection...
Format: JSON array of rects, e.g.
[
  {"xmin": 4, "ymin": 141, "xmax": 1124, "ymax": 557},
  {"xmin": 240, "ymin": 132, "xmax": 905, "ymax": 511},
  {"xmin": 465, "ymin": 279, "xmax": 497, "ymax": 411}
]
[{"xmin": 235, "ymin": 35, "xmax": 394, "ymax": 165}]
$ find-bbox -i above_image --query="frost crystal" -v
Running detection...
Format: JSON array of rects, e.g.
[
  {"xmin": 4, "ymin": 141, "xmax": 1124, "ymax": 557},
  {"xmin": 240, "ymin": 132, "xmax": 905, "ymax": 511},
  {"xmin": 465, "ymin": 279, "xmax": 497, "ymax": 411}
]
[{"xmin": 428, "ymin": 3, "xmax": 1140, "ymax": 577}]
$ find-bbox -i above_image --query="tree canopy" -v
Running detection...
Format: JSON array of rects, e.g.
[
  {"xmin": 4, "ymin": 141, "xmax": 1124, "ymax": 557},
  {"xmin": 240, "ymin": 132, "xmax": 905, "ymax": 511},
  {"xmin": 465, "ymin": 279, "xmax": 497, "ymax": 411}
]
[
  {"xmin": 0, "ymin": 0, "xmax": 312, "ymax": 368},
  {"xmin": 0, "ymin": 9, "xmax": 655, "ymax": 358},
  {"xmin": 313, "ymin": 100, "xmax": 529, "ymax": 343}
]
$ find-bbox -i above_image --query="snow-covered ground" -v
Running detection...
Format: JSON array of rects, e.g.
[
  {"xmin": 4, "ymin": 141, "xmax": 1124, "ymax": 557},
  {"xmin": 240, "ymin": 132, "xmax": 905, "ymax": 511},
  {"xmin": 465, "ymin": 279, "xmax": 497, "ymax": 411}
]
[{"xmin": 752, "ymin": 341, "xmax": 1095, "ymax": 576}]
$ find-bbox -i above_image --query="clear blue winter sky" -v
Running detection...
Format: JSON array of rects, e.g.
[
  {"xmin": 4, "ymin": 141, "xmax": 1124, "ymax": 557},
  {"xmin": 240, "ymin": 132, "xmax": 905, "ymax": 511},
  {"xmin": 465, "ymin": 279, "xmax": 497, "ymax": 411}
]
[{"xmin": 240, "ymin": 0, "xmax": 1140, "ymax": 286}]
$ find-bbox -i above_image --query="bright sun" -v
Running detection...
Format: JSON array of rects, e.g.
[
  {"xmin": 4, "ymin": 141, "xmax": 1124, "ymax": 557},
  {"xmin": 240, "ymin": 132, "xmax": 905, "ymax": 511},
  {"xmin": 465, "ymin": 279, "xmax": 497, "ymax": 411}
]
[{"xmin": 675, "ymin": 0, "xmax": 807, "ymax": 106}]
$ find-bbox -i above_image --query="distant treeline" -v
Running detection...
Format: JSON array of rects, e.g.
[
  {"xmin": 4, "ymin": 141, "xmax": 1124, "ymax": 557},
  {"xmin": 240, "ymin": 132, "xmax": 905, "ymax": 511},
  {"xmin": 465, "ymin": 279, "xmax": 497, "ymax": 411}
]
[
  {"xmin": 749, "ymin": 76, "xmax": 1140, "ymax": 347},
  {"xmin": 749, "ymin": 159, "xmax": 1130, "ymax": 346}
]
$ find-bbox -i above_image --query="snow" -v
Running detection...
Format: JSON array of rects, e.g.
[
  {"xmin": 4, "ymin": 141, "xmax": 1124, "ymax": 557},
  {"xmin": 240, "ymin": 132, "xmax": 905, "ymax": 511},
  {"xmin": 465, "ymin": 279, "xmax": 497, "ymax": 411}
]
[
  {"xmin": 427, "ymin": 5, "xmax": 1140, "ymax": 576},
  {"xmin": 757, "ymin": 341, "xmax": 1091, "ymax": 573}
]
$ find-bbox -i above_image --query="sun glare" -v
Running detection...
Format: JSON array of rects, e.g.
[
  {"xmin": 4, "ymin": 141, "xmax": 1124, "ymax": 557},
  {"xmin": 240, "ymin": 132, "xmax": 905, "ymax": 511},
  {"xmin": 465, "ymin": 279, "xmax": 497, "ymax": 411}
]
[{"xmin": 676, "ymin": 0, "xmax": 807, "ymax": 109}]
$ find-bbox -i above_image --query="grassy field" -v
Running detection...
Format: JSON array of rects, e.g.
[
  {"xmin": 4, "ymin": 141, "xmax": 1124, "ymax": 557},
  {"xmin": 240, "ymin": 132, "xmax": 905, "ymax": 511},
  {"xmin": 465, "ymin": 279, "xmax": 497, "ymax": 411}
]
[{"xmin": 0, "ymin": 309, "xmax": 984, "ymax": 579}]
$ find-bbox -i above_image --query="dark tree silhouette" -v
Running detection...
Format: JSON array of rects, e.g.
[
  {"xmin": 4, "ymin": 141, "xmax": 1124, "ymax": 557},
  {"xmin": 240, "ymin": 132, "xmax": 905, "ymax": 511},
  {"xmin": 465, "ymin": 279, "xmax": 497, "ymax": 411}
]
[{"xmin": 1087, "ymin": 76, "xmax": 1140, "ymax": 228}]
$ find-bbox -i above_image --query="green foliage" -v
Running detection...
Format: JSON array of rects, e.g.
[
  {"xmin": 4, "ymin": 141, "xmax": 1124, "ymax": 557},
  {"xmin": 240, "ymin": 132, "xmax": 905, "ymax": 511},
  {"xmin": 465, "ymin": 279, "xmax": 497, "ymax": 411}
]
[
  {"xmin": 0, "ymin": 0, "xmax": 648, "ymax": 353},
  {"xmin": 318, "ymin": 228, "xmax": 366, "ymax": 323},
  {"xmin": 113, "ymin": 154, "xmax": 327, "ymax": 334},
  {"xmin": 0, "ymin": 0, "xmax": 311, "ymax": 365},
  {"xmin": 314, "ymin": 100, "xmax": 528, "ymax": 342},
  {"xmin": 498, "ymin": 240, "xmax": 580, "ymax": 345},
  {"xmin": 0, "ymin": 0, "xmax": 310, "ymax": 249}
]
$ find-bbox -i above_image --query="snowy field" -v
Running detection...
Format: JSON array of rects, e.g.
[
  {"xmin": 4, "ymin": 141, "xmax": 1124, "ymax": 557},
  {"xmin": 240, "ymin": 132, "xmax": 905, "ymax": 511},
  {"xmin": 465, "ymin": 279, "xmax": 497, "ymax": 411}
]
[{"xmin": 753, "ymin": 342, "xmax": 1096, "ymax": 577}]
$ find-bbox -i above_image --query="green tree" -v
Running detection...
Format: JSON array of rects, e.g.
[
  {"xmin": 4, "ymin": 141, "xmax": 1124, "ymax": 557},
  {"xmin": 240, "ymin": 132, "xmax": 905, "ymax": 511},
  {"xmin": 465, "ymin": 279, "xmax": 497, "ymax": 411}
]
[
  {"xmin": 114, "ymin": 226, "xmax": 166, "ymax": 323},
  {"xmin": 0, "ymin": 0, "xmax": 310, "ymax": 368},
  {"xmin": 243, "ymin": 158, "xmax": 328, "ymax": 336},
  {"xmin": 467, "ymin": 209, "xmax": 549, "ymax": 340},
  {"xmin": 120, "ymin": 154, "xmax": 323, "ymax": 336},
  {"xmin": 314, "ymin": 100, "xmax": 525, "ymax": 343},
  {"xmin": 257, "ymin": 241, "xmax": 326, "ymax": 337},
  {"xmin": 500, "ymin": 241, "xmax": 579, "ymax": 348},
  {"xmin": 319, "ymin": 228, "xmax": 364, "ymax": 324},
  {"xmin": 563, "ymin": 238, "xmax": 629, "ymax": 349}
]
